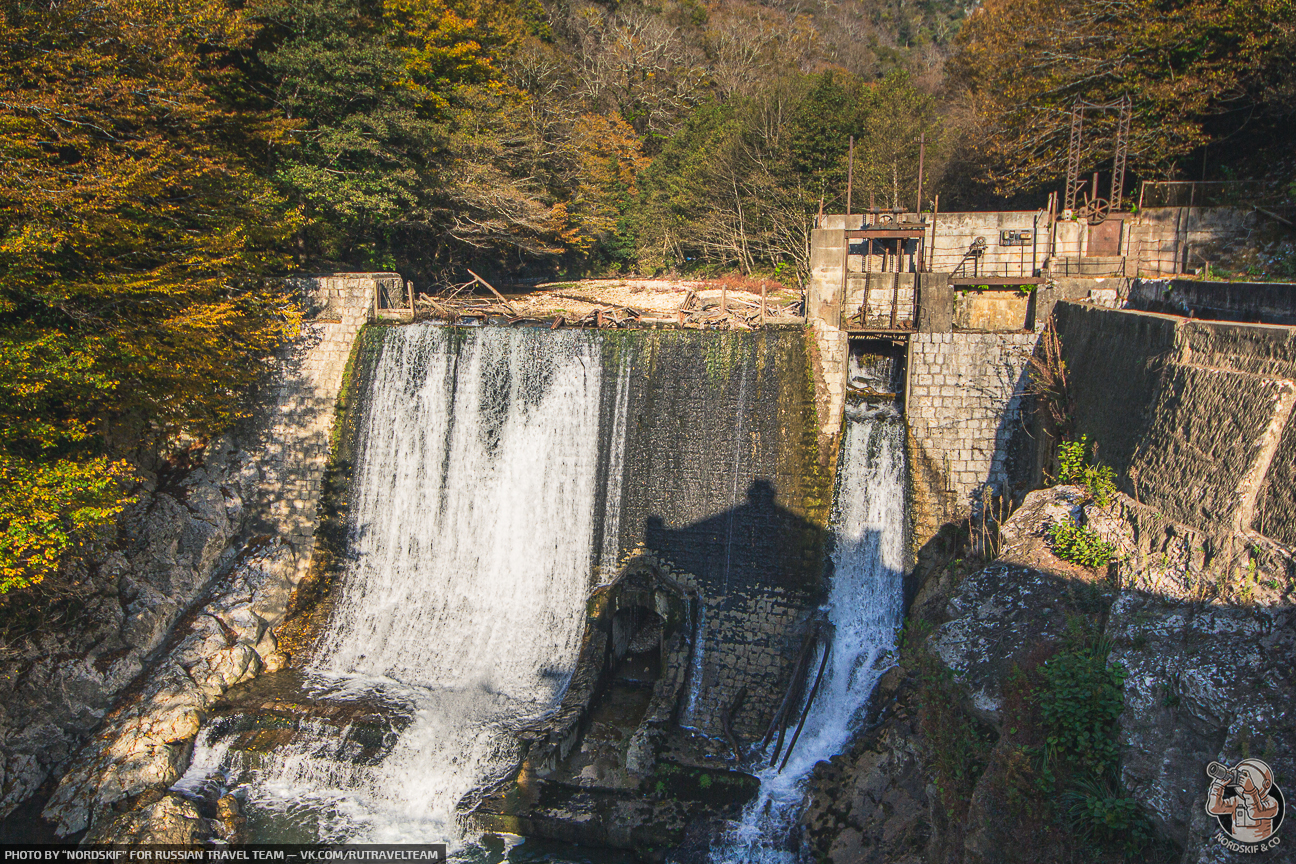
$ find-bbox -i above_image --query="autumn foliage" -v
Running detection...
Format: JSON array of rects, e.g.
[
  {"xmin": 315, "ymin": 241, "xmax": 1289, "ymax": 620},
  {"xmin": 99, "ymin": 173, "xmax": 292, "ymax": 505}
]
[
  {"xmin": 949, "ymin": 0, "xmax": 1296, "ymax": 195},
  {"xmin": 0, "ymin": 0, "xmax": 1292, "ymax": 591},
  {"xmin": 0, "ymin": 0, "xmax": 299, "ymax": 590}
]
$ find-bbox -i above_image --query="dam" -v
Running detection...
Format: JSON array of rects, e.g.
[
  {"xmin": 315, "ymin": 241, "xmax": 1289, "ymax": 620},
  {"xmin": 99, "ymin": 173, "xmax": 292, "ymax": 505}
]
[
  {"xmin": 14, "ymin": 231, "xmax": 1296, "ymax": 864},
  {"xmin": 145, "ymin": 317, "xmax": 907, "ymax": 858}
]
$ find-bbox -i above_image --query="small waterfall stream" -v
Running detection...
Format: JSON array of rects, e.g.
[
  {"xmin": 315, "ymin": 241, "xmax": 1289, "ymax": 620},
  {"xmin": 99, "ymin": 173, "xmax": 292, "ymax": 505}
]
[
  {"xmin": 711, "ymin": 403, "xmax": 907, "ymax": 863},
  {"xmin": 181, "ymin": 325, "xmax": 612, "ymax": 846}
]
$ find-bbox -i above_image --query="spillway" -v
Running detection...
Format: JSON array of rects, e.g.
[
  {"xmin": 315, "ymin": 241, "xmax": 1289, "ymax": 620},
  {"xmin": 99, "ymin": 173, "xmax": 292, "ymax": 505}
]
[
  {"xmin": 174, "ymin": 322, "xmax": 851, "ymax": 857},
  {"xmin": 711, "ymin": 402, "xmax": 908, "ymax": 863},
  {"xmin": 181, "ymin": 325, "xmax": 610, "ymax": 844}
]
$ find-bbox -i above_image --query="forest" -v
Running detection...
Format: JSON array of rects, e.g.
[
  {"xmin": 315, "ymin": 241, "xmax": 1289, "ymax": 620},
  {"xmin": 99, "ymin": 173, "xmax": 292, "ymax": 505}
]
[{"xmin": 1, "ymin": 0, "xmax": 1294, "ymax": 590}]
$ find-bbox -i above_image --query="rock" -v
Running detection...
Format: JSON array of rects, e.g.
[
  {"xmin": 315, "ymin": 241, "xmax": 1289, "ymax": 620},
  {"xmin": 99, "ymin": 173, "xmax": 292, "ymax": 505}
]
[
  {"xmin": 42, "ymin": 544, "xmax": 297, "ymax": 836},
  {"xmin": 926, "ymin": 563, "xmax": 1084, "ymax": 725},
  {"xmin": 1110, "ymin": 593, "xmax": 1296, "ymax": 858},
  {"xmin": 0, "ymin": 441, "xmax": 256, "ymax": 822},
  {"xmin": 996, "ymin": 485, "xmax": 1091, "ymax": 573},
  {"xmin": 83, "ymin": 792, "xmax": 212, "ymax": 845},
  {"xmin": 214, "ymin": 793, "xmax": 248, "ymax": 844}
]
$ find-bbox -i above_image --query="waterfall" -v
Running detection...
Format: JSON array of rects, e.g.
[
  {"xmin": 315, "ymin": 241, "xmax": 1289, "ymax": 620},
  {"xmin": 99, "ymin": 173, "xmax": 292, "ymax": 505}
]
[
  {"xmin": 711, "ymin": 403, "xmax": 907, "ymax": 863},
  {"xmin": 596, "ymin": 350, "xmax": 632, "ymax": 582},
  {"xmin": 194, "ymin": 325, "xmax": 610, "ymax": 845}
]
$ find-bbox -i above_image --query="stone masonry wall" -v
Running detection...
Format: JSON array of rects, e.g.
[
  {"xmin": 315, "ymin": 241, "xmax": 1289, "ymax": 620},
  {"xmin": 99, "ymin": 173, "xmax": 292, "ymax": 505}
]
[
  {"xmin": 905, "ymin": 332, "xmax": 1037, "ymax": 544},
  {"xmin": 262, "ymin": 275, "xmax": 380, "ymax": 582}
]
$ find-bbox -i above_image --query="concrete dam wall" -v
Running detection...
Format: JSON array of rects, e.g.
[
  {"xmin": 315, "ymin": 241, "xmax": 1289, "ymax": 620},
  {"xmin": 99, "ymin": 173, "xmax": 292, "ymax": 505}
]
[{"xmin": 109, "ymin": 317, "xmax": 906, "ymax": 856}]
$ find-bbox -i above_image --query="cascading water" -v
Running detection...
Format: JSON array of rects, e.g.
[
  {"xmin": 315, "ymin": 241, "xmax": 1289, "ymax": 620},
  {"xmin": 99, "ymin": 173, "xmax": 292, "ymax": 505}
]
[
  {"xmin": 712, "ymin": 402, "xmax": 908, "ymax": 863},
  {"xmin": 179, "ymin": 325, "xmax": 611, "ymax": 847}
]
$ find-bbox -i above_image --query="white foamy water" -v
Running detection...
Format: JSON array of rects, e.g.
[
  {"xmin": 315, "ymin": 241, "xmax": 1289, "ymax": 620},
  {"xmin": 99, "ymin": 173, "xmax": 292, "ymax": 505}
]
[
  {"xmin": 181, "ymin": 325, "xmax": 611, "ymax": 846},
  {"xmin": 712, "ymin": 404, "xmax": 907, "ymax": 863},
  {"xmin": 597, "ymin": 350, "xmax": 632, "ymax": 583}
]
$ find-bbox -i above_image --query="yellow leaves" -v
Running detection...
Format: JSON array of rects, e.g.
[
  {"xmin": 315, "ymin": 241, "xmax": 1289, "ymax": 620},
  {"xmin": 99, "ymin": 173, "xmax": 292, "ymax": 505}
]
[
  {"xmin": 0, "ymin": 0, "xmax": 298, "ymax": 592},
  {"xmin": 562, "ymin": 113, "xmax": 647, "ymax": 251},
  {"xmin": 0, "ymin": 455, "xmax": 133, "ymax": 594},
  {"xmin": 383, "ymin": 0, "xmax": 496, "ymax": 109}
]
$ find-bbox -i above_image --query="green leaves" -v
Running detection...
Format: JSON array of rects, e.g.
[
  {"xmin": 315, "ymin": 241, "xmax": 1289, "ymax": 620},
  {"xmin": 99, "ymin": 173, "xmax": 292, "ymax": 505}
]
[
  {"xmin": 0, "ymin": 456, "xmax": 133, "ymax": 594},
  {"xmin": 1039, "ymin": 634, "xmax": 1159, "ymax": 855},
  {"xmin": 634, "ymin": 69, "xmax": 946, "ymax": 276},
  {"xmin": 1047, "ymin": 518, "xmax": 1118, "ymax": 568},
  {"xmin": 0, "ymin": 0, "xmax": 297, "ymax": 590},
  {"xmin": 1056, "ymin": 435, "xmax": 1117, "ymax": 506},
  {"xmin": 1039, "ymin": 640, "xmax": 1126, "ymax": 777}
]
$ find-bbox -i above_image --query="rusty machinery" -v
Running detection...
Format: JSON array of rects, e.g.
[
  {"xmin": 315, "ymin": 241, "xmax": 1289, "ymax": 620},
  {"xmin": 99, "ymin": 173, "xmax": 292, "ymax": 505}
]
[{"xmin": 1064, "ymin": 96, "xmax": 1132, "ymax": 225}]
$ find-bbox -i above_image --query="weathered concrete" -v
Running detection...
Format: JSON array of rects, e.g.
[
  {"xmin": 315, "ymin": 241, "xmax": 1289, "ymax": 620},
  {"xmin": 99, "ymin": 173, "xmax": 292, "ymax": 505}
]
[
  {"xmin": 809, "ymin": 228, "xmax": 848, "ymax": 330},
  {"xmin": 1055, "ymin": 301, "xmax": 1296, "ymax": 549},
  {"xmin": 1127, "ymin": 207, "xmax": 1256, "ymax": 277},
  {"xmin": 952, "ymin": 289, "xmax": 1031, "ymax": 332},
  {"xmin": 1129, "ymin": 277, "xmax": 1296, "ymax": 326},
  {"xmin": 609, "ymin": 330, "xmax": 833, "ymax": 742},
  {"xmin": 265, "ymin": 275, "xmax": 381, "ymax": 582}
]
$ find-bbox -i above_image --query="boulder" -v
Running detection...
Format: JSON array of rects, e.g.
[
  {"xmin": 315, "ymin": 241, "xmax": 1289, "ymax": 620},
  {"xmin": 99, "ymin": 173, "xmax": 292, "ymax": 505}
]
[{"xmin": 1111, "ymin": 593, "xmax": 1296, "ymax": 858}]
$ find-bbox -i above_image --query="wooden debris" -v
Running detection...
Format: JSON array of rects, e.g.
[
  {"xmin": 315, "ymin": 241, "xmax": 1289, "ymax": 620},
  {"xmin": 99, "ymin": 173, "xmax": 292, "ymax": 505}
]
[{"xmin": 466, "ymin": 268, "xmax": 519, "ymax": 316}]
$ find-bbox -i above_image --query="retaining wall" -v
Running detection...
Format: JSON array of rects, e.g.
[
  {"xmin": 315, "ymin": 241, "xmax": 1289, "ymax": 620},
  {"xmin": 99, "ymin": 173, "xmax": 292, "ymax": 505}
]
[
  {"xmin": 259, "ymin": 275, "xmax": 380, "ymax": 581},
  {"xmin": 905, "ymin": 333, "xmax": 1037, "ymax": 543},
  {"xmin": 1054, "ymin": 301, "xmax": 1296, "ymax": 549}
]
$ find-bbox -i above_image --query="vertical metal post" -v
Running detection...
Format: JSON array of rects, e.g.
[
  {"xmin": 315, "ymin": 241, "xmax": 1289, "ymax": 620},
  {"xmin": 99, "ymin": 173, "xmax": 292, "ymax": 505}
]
[
  {"xmin": 929, "ymin": 194, "xmax": 939, "ymax": 271},
  {"xmin": 1031, "ymin": 212, "xmax": 1039, "ymax": 276},
  {"xmin": 916, "ymin": 133, "xmax": 925, "ymax": 213},
  {"xmin": 846, "ymin": 136, "xmax": 855, "ymax": 218}
]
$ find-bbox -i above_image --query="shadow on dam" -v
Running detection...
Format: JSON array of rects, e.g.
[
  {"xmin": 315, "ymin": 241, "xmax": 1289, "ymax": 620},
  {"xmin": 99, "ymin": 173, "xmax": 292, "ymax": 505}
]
[{"xmin": 645, "ymin": 479, "xmax": 819, "ymax": 597}]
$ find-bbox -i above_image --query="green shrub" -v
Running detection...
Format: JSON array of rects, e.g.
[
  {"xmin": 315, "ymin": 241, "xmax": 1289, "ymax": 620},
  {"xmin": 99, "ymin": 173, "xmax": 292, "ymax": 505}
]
[
  {"xmin": 1047, "ymin": 517, "xmax": 1117, "ymax": 567},
  {"xmin": 1056, "ymin": 435, "xmax": 1117, "ymax": 506},
  {"xmin": 1038, "ymin": 636, "xmax": 1126, "ymax": 777},
  {"xmin": 1037, "ymin": 630, "xmax": 1160, "ymax": 857},
  {"xmin": 1062, "ymin": 774, "xmax": 1155, "ymax": 854}
]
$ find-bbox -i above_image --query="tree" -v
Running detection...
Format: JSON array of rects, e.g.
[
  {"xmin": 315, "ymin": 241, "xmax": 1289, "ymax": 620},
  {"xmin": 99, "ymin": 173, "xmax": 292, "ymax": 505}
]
[
  {"xmin": 634, "ymin": 70, "xmax": 946, "ymax": 278},
  {"xmin": 0, "ymin": 0, "xmax": 298, "ymax": 591},
  {"xmin": 949, "ymin": 0, "xmax": 1296, "ymax": 195}
]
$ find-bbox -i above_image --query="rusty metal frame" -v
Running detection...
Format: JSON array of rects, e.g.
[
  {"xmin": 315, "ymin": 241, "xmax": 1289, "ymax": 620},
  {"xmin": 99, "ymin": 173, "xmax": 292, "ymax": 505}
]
[{"xmin": 1064, "ymin": 96, "xmax": 1132, "ymax": 216}]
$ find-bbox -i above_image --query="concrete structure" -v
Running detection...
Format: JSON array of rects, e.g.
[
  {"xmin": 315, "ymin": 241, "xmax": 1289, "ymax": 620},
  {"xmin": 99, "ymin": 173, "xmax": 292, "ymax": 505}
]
[
  {"xmin": 1056, "ymin": 302, "xmax": 1296, "ymax": 550},
  {"xmin": 807, "ymin": 208, "xmax": 1290, "ymax": 548},
  {"xmin": 816, "ymin": 206, "xmax": 1258, "ymax": 284},
  {"xmin": 905, "ymin": 333, "xmax": 1036, "ymax": 543},
  {"xmin": 255, "ymin": 274, "xmax": 390, "ymax": 581}
]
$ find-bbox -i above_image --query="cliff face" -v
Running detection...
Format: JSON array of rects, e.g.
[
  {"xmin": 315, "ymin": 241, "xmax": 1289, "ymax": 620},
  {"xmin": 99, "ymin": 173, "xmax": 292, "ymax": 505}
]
[
  {"xmin": 0, "ymin": 275, "xmax": 375, "ymax": 839},
  {"xmin": 801, "ymin": 484, "xmax": 1295, "ymax": 864},
  {"xmin": 0, "ymin": 438, "xmax": 258, "ymax": 824}
]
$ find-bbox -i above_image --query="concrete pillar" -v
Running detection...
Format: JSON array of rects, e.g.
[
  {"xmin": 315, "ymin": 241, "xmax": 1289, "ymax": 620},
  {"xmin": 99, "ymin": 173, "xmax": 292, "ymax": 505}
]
[
  {"xmin": 809, "ymin": 229, "xmax": 847, "ymax": 330},
  {"xmin": 917, "ymin": 273, "xmax": 953, "ymax": 332}
]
